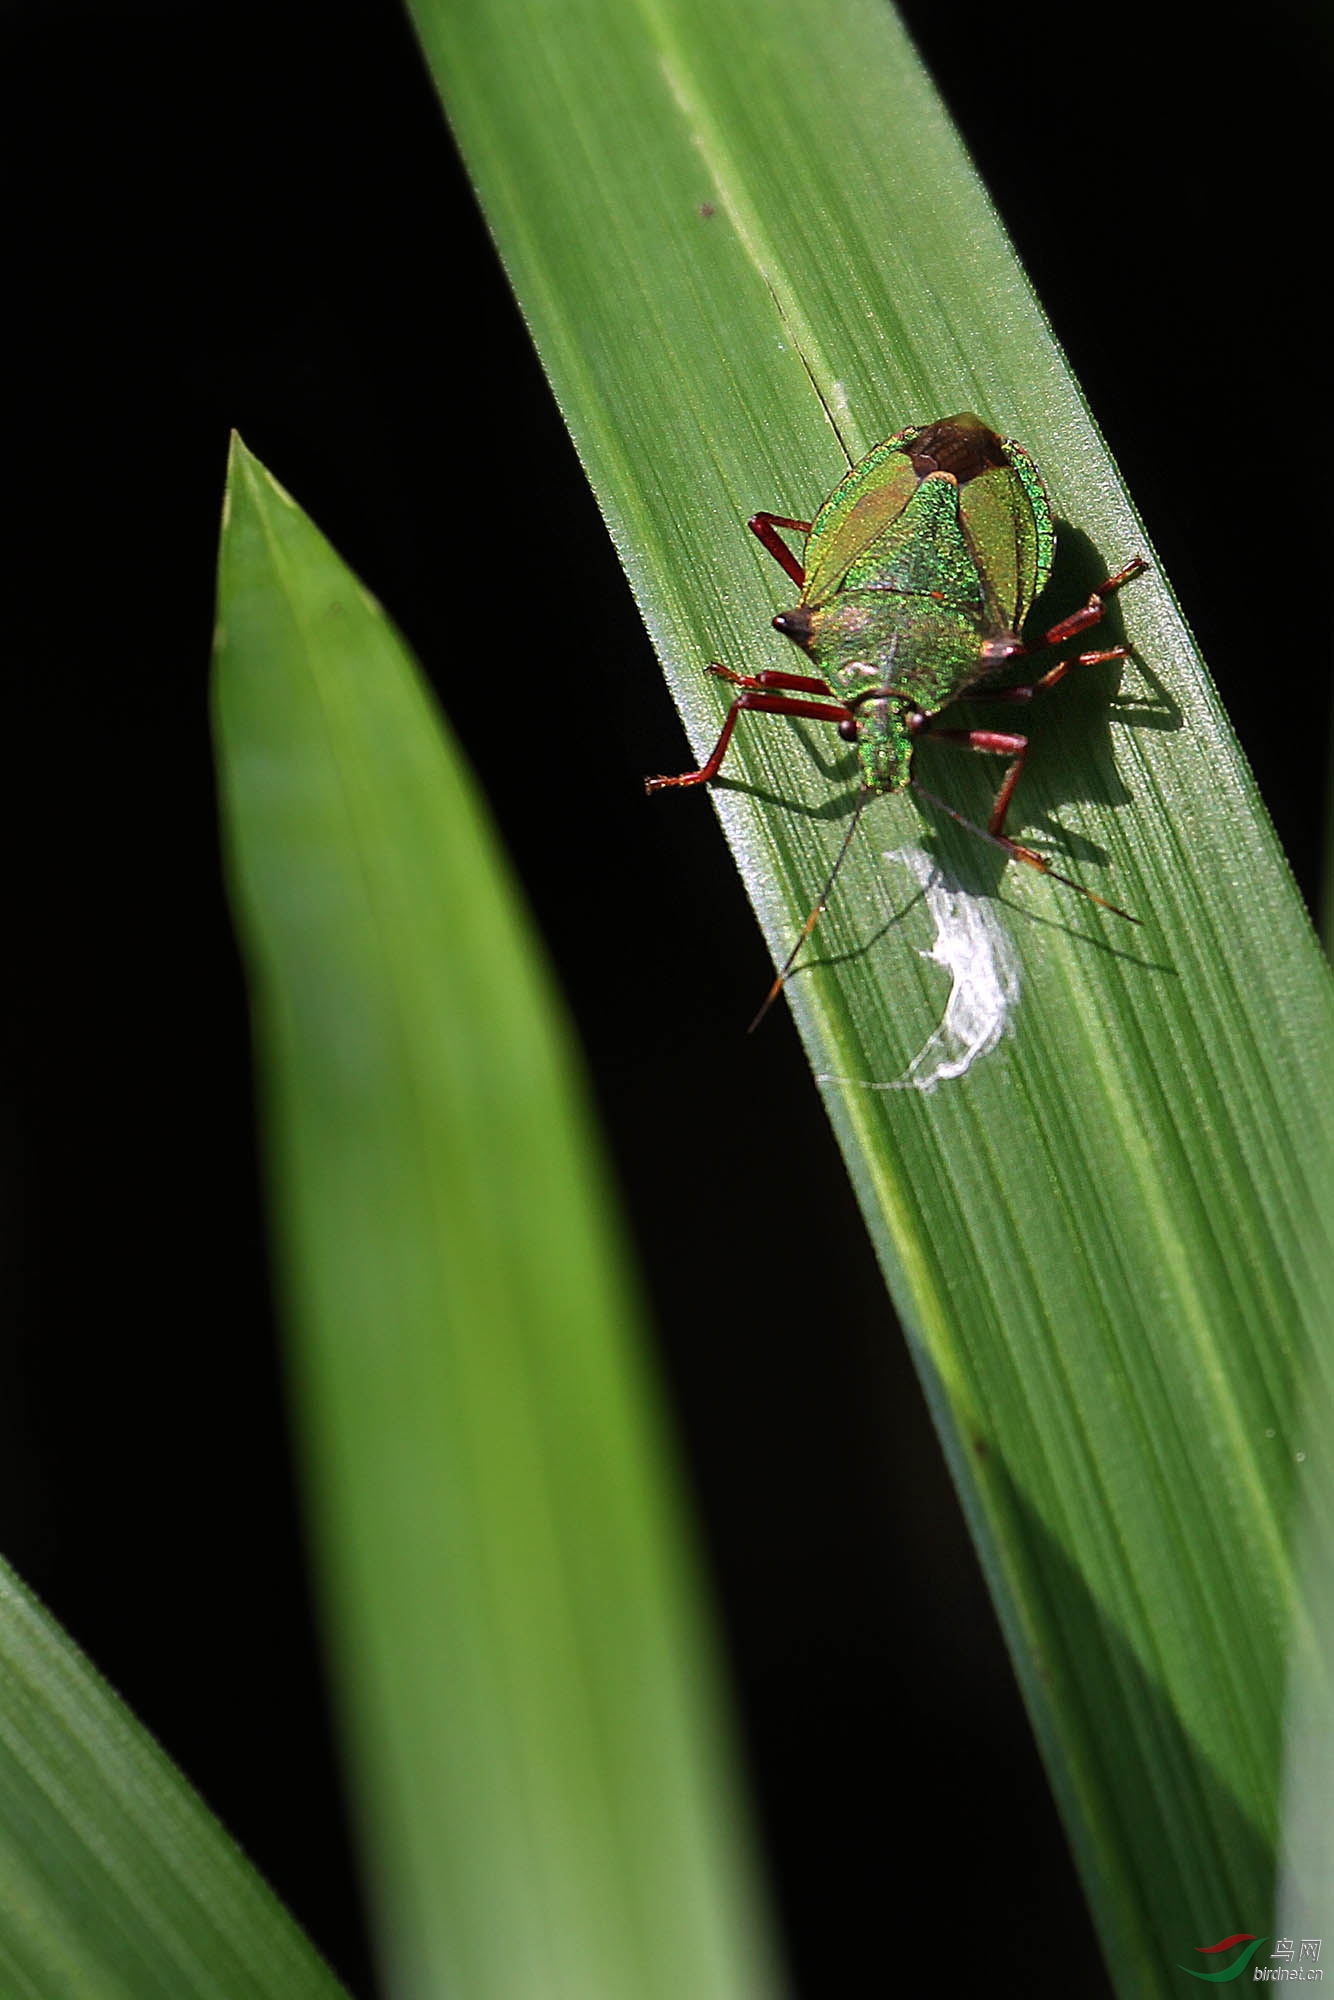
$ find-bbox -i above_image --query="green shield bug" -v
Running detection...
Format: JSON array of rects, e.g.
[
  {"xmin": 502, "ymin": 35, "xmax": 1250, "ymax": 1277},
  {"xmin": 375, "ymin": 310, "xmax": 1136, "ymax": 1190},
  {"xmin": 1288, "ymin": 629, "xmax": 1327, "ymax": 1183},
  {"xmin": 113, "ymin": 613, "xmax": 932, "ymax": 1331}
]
[{"xmin": 646, "ymin": 413, "xmax": 1146, "ymax": 1021}]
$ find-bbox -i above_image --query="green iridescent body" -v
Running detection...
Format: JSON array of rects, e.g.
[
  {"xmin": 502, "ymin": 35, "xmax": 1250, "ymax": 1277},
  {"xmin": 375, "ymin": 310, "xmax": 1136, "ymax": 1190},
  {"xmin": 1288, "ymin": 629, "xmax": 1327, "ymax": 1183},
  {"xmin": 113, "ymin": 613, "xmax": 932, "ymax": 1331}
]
[
  {"xmin": 774, "ymin": 413, "xmax": 1055, "ymax": 792},
  {"xmin": 646, "ymin": 412, "xmax": 1146, "ymax": 999}
]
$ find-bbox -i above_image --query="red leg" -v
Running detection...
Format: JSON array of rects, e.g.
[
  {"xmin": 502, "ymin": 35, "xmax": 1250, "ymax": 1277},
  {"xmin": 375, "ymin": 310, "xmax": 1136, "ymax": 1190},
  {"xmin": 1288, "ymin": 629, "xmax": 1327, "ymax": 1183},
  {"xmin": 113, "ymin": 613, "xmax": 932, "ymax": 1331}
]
[
  {"xmin": 926, "ymin": 726, "xmax": 1029, "ymax": 836},
  {"xmin": 1028, "ymin": 558, "xmax": 1147, "ymax": 652},
  {"xmin": 748, "ymin": 512, "xmax": 812, "ymax": 589},
  {"xmin": 911, "ymin": 777, "xmax": 1138, "ymax": 922},
  {"xmin": 980, "ymin": 646, "xmax": 1128, "ymax": 702},
  {"xmin": 707, "ymin": 662, "xmax": 833, "ymax": 696},
  {"xmin": 646, "ymin": 691, "xmax": 852, "ymax": 792}
]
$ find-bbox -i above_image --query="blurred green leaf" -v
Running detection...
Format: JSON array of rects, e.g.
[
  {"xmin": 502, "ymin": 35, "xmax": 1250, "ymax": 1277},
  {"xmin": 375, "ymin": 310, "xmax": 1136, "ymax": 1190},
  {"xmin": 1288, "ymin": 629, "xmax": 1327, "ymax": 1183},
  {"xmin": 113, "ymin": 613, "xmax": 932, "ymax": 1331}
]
[
  {"xmin": 0, "ymin": 1555, "xmax": 346, "ymax": 2000},
  {"xmin": 211, "ymin": 436, "xmax": 784, "ymax": 2000}
]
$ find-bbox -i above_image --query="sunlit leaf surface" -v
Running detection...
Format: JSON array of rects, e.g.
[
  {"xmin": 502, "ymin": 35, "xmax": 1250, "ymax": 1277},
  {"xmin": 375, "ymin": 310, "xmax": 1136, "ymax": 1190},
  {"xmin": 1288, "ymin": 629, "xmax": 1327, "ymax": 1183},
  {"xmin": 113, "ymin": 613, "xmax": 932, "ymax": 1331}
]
[{"xmin": 403, "ymin": 0, "xmax": 1334, "ymax": 1988}]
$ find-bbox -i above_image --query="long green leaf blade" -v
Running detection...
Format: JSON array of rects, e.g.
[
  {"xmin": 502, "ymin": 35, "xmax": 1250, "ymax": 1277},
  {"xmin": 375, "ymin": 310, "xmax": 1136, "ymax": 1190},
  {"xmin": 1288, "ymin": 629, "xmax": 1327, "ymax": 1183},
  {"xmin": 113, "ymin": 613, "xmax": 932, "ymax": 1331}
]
[
  {"xmin": 0, "ymin": 1556, "xmax": 346, "ymax": 2000},
  {"xmin": 403, "ymin": 0, "xmax": 1334, "ymax": 1988},
  {"xmin": 211, "ymin": 436, "xmax": 782, "ymax": 2000}
]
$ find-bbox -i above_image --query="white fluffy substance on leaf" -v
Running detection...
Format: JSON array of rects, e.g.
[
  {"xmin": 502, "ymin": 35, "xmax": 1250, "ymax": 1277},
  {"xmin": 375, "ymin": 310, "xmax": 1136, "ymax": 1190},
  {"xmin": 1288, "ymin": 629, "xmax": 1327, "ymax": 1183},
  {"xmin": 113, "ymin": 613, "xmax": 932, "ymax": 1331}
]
[{"xmin": 819, "ymin": 846, "xmax": 1020, "ymax": 1093}]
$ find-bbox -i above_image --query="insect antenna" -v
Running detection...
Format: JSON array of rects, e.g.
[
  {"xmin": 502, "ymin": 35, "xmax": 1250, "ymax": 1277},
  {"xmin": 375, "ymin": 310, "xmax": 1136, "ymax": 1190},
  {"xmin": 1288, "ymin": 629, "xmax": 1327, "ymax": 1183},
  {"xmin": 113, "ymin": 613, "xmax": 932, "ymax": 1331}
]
[
  {"xmin": 749, "ymin": 789, "xmax": 871, "ymax": 1034},
  {"xmin": 911, "ymin": 780, "xmax": 1140, "ymax": 924}
]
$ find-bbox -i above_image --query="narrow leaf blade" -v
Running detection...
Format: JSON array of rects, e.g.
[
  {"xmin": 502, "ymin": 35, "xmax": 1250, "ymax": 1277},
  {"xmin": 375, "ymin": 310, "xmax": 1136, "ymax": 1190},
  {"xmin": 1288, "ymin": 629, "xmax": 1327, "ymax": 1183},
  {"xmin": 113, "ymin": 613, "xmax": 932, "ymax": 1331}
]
[
  {"xmin": 403, "ymin": 0, "xmax": 1334, "ymax": 1988},
  {"xmin": 0, "ymin": 1557, "xmax": 346, "ymax": 2000},
  {"xmin": 211, "ymin": 436, "xmax": 783, "ymax": 2000}
]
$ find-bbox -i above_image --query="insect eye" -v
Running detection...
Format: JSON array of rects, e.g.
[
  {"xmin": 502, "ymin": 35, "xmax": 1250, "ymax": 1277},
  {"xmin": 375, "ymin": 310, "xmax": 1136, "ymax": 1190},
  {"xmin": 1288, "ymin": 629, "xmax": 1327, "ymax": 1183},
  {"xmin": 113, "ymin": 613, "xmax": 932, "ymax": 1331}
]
[
  {"xmin": 773, "ymin": 607, "xmax": 814, "ymax": 644},
  {"xmin": 837, "ymin": 718, "xmax": 860, "ymax": 743}
]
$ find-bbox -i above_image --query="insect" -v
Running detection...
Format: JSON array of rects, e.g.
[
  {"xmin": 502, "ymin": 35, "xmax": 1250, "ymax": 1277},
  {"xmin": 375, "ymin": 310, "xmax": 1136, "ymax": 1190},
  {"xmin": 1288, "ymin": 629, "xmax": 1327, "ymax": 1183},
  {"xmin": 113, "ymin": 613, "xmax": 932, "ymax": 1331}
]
[{"xmin": 646, "ymin": 413, "xmax": 1146, "ymax": 1022}]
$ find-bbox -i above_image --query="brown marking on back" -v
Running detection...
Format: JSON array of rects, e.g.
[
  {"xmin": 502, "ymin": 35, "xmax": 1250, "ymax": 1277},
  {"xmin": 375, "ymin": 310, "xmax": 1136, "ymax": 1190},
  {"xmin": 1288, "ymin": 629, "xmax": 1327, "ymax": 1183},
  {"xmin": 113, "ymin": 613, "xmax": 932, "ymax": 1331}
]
[{"xmin": 908, "ymin": 413, "xmax": 1008, "ymax": 485}]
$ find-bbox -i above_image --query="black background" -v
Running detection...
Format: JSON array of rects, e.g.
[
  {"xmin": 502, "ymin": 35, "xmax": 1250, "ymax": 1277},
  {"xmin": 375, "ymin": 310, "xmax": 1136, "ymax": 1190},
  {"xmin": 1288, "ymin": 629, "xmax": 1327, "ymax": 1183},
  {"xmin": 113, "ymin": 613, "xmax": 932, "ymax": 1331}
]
[{"xmin": 3, "ymin": 3, "xmax": 1327, "ymax": 1995}]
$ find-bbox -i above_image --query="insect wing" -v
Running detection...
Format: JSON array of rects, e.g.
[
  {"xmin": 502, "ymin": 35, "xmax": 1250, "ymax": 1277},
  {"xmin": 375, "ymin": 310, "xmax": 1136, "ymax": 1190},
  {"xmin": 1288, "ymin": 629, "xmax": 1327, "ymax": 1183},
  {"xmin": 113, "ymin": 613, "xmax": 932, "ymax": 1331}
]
[
  {"xmin": 955, "ymin": 440, "xmax": 1054, "ymax": 635},
  {"xmin": 839, "ymin": 471, "xmax": 983, "ymax": 608},
  {"xmin": 800, "ymin": 427, "xmax": 921, "ymax": 606}
]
